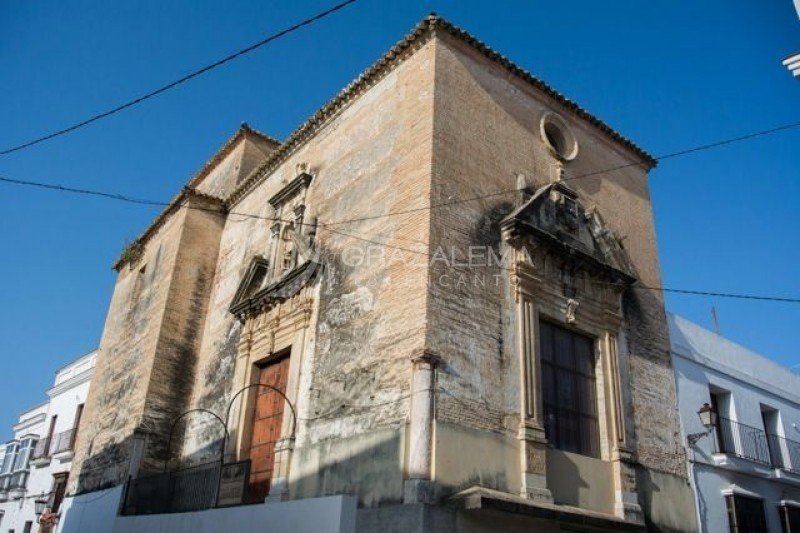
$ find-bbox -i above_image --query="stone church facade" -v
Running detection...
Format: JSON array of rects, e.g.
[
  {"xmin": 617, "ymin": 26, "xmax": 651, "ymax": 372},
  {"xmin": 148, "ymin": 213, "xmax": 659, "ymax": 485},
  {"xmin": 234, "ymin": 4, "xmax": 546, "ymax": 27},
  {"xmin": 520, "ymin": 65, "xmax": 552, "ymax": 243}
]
[{"xmin": 68, "ymin": 15, "xmax": 697, "ymax": 532}]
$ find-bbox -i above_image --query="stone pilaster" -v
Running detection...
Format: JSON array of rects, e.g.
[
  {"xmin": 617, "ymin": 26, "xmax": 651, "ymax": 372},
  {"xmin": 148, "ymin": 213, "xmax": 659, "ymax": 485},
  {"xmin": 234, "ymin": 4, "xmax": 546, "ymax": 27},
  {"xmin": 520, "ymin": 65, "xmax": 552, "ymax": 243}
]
[
  {"xmin": 605, "ymin": 332, "xmax": 643, "ymax": 523},
  {"xmin": 267, "ymin": 436, "xmax": 295, "ymax": 502},
  {"xmin": 404, "ymin": 350, "xmax": 440, "ymax": 504},
  {"xmin": 516, "ymin": 292, "xmax": 553, "ymax": 503}
]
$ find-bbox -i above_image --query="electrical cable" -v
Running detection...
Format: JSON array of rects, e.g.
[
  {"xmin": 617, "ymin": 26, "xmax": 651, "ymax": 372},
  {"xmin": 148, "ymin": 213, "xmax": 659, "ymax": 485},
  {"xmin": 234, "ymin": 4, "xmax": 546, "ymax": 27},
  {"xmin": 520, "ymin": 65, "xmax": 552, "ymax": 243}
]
[{"xmin": 0, "ymin": 0, "xmax": 360, "ymax": 156}]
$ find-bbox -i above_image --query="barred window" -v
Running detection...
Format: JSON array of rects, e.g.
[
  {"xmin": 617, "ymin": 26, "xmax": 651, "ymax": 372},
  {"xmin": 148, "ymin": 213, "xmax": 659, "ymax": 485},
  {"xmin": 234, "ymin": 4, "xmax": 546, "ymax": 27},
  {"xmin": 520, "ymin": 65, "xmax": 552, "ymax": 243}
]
[
  {"xmin": 726, "ymin": 494, "xmax": 767, "ymax": 532},
  {"xmin": 540, "ymin": 320, "xmax": 599, "ymax": 458}
]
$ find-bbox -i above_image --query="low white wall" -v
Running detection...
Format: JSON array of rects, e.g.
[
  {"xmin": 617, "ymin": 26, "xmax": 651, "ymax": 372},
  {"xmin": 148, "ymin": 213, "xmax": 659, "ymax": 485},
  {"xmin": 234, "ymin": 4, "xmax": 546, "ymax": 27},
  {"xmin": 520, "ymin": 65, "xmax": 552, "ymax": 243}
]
[
  {"xmin": 114, "ymin": 495, "xmax": 357, "ymax": 533},
  {"xmin": 57, "ymin": 486, "xmax": 123, "ymax": 533}
]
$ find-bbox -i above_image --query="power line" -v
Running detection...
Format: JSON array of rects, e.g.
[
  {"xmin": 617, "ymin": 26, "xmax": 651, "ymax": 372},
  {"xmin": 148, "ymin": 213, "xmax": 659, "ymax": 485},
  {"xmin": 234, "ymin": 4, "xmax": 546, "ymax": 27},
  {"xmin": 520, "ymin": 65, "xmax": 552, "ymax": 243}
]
[
  {"xmin": 4, "ymin": 116, "xmax": 800, "ymax": 225},
  {"xmin": 321, "ymin": 225, "xmax": 800, "ymax": 304},
  {"xmin": 0, "ymin": 0, "xmax": 359, "ymax": 156},
  {"xmin": 0, "ymin": 175, "xmax": 167, "ymax": 206},
  {"xmin": 1, "ymin": 177, "xmax": 798, "ymax": 304},
  {"xmin": 323, "ymin": 118, "xmax": 800, "ymax": 227},
  {"xmin": 2, "ymin": 117, "xmax": 800, "ymax": 303}
]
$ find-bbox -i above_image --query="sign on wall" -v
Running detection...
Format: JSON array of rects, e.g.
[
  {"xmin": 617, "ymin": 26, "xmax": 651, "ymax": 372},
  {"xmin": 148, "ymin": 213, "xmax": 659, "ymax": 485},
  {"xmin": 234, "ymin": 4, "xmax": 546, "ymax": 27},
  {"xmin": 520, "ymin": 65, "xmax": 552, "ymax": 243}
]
[{"xmin": 217, "ymin": 461, "xmax": 251, "ymax": 507}]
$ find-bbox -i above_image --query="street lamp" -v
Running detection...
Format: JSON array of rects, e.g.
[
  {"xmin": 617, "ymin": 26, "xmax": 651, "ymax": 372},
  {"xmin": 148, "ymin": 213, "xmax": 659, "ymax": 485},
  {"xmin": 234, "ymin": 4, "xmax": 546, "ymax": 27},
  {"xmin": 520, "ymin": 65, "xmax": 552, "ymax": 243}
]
[{"xmin": 687, "ymin": 403, "xmax": 717, "ymax": 446}]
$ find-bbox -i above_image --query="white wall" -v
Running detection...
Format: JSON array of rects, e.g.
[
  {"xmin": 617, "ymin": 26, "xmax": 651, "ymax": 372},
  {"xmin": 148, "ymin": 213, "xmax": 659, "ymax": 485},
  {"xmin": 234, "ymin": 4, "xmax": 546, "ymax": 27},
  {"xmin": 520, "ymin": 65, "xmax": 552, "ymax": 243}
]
[
  {"xmin": 27, "ymin": 355, "xmax": 95, "ymax": 496},
  {"xmin": 0, "ymin": 402, "xmax": 46, "ymax": 533},
  {"xmin": 0, "ymin": 351, "xmax": 96, "ymax": 532},
  {"xmin": 670, "ymin": 313, "xmax": 800, "ymax": 532},
  {"xmin": 113, "ymin": 495, "xmax": 357, "ymax": 533},
  {"xmin": 57, "ymin": 486, "xmax": 123, "ymax": 533},
  {"xmin": 0, "ymin": 497, "xmax": 37, "ymax": 533}
]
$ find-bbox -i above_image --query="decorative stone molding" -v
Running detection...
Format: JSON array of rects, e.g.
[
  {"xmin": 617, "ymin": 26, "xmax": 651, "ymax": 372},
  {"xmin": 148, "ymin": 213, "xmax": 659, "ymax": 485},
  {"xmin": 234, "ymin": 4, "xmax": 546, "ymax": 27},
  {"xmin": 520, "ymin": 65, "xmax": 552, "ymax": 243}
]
[
  {"xmin": 268, "ymin": 172, "xmax": 313, "ymax": 209},
  {"xmin": 502, "ymin": 183, "xmax": 641, "ymax": 521}
]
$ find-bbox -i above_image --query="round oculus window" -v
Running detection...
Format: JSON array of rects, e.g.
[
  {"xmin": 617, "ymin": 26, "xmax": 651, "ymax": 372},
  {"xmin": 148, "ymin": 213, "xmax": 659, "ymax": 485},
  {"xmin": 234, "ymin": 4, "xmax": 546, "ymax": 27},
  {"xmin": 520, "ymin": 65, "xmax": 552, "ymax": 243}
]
[{"xmin": 540, "ymin": 113, "xmax": 578, "ymax": 161}]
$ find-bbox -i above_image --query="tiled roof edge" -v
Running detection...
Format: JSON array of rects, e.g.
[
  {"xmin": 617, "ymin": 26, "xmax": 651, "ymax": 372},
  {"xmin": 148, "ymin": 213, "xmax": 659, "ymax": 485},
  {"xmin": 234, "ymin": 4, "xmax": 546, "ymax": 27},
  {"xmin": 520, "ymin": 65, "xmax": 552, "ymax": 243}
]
[{"xmin": 227, "ymin": 13, "xmax": 655, "ymax": 207}]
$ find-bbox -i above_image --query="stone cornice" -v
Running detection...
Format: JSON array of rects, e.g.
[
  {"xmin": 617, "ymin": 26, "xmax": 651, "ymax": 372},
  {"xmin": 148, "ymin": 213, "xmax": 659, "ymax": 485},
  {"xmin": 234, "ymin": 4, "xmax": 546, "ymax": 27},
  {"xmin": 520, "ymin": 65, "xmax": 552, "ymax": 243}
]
[
  {"xmin": 13, "ymin": 413, "xmax": 45, "ymax": 434},
  {"xmin": 53, "ymin": 349, "xmax": 97, "ymax": 375},
  {"xmin": 113, "ymin": 188, "xmax": 226, "ymax": 271},
  {"xmin": 111, "ymin": 123, "xmax": 276, "ymax": 271},
  {"xmin": 268, "ymin": 172, "xmax": 313, "ymax": 208},
  {"xmin": 186, "ymin": 123, "xmax": 279, "ymax": 191},
  {"xmin": 230, "ymin": 260, "xmax": 319, "ymax": 319},
  {"xmin": 227, "ymin": 14, "xmax": 655, "ymax": 208},
  {"xmin": 47, "ymin": 367, "xmax": 94, "ymax": 398}
]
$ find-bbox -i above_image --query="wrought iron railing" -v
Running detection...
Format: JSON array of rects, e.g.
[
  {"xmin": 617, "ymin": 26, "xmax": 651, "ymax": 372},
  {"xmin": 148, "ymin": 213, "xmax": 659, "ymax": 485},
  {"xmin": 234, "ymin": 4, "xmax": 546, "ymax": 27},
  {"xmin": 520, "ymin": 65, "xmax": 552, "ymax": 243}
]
[
  {"xmin": 767, "ymin": 433, "xmax": 800, "ymax": 473},
  {"xmin": 120, "ymin": 460, "xmax": 251, "ymax": 516},
  {"xmin": 51, "ymin": 429, "xmax": 77, "ymax": 455},
  {"xmin": 716, "ymin": 417, "xmax": 771, "ymax": 465},
  {"xmin": 32, "ymin": 438, "xmax": 52, "ymax": 460}
]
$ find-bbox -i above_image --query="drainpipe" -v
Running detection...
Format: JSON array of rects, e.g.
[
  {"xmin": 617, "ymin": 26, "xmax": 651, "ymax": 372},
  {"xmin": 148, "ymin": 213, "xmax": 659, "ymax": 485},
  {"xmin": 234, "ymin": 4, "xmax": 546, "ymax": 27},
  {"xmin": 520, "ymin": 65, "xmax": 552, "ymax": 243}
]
[{"xmin": 404, "ymin": 350, "xmax": 441, "ymax": 504}]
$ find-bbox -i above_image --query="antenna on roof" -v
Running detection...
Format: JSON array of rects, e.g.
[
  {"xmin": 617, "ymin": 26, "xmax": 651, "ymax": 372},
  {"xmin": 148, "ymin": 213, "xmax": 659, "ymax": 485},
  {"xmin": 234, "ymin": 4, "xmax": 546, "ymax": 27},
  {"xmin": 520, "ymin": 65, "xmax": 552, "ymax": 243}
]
[{"xmin": 711, "ymin": 306, "xmax": 720, "ymax": 335}]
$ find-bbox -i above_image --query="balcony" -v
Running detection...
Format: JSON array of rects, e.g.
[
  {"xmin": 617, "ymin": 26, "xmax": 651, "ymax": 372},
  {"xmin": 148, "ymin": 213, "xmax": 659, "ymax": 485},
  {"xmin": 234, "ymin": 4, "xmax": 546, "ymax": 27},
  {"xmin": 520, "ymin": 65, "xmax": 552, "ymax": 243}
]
[
  {"xmin": 8, "ymin": 471, "xmax": 29, "ymax": 497},
  {"xmin": 714, "ymin": 417, "xmax": 800, "ymax": 483},
  {"xmin": 767, "ymin": 434, "xmax": 800, "ymax": 475},
  {"xmin": 716, "ymin": 417, "xmax": 772, "ymax": 465},
  {"xmin": 30, "ymin": 437, "xmax": 52, "ymax": 466},
  {"xmin": 51, "ymin": 428, "xmax": 77, "ymax": 460},
  {"xmin": 0, "ymin": 474, "xmax": 9, "ymax": 501}
]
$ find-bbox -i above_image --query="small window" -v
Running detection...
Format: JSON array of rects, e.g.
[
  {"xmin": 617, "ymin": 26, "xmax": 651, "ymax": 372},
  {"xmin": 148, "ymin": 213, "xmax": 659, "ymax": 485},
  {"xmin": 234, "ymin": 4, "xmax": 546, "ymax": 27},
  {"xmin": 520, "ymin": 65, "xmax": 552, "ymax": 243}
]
[
  {"xmin": 780, "ymin": 504, "xmax": 800, "ymax": 532},
  {"xmin": 0, "ymin": 443, "xmax": 15, "ymax": 474},
  {"xmin": 540, "ymin": 320, "xmax": 599, "ymax": 457},
  {"xmin": 13, "ymin": 439, "xmax": 35, "ymax": 471},
  {"xmin": 540, "ymin": 113, "xmax": 578, "ymax": 161},
  {"xmin": 726, "ymin": 494, "xmax": 767, "ymax": 532}
]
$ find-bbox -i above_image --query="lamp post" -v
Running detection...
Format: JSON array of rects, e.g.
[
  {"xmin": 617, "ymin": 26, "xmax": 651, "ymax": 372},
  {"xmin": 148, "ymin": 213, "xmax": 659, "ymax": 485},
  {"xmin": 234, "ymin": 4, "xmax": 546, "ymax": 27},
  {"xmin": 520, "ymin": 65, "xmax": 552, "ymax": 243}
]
[{"xmin": 687, "ymin": 403, "xmax": 718, "ymax": 446}]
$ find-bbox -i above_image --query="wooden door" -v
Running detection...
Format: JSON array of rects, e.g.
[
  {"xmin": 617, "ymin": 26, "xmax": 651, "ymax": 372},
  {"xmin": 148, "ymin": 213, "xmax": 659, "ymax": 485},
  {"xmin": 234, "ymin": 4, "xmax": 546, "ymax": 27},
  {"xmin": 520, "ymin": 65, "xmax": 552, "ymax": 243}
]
[{"xmin": 247, "ymin": 355, "xmax": 289, "ymax": 502}]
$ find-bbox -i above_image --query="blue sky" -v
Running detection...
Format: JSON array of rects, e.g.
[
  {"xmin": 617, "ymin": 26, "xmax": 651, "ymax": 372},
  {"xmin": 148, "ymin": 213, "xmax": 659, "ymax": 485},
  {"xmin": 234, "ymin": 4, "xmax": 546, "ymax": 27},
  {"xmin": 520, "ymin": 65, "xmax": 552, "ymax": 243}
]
[{"xmin": 0, "ymin": 0, "xmax": 798, "ymax": 437}]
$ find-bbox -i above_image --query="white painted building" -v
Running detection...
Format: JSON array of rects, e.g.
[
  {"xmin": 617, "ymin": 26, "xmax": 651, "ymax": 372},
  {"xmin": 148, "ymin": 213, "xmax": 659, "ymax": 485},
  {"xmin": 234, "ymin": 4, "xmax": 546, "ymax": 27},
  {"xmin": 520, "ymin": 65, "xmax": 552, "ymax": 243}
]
[
  {"xmin": 784, "ymin": 0, "xmax": 800, "ymax": 78},
  {"xmin": 671, "ymin": 314, "xmax": 800, "ymax": 532},
  {"xmin": 0, "ymin": 351, "xmax": 96, "ymax": 532},
  {"xmin": 0, "ymin": 402, "xmax": 47, "ymax": 533}
]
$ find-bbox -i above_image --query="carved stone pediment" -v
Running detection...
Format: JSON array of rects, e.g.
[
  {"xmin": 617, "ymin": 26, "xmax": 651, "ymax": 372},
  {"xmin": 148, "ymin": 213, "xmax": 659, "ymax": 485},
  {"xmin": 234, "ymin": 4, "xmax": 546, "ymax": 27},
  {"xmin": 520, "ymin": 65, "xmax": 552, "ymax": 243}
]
[
  {"xmin": 501, "ymin": 182, "xmax": 635, "ymax": 285},
  {"xmin": 269, "ymin": 172, "xmax": 313, "ymax": 209},
  {"xmin": 230, "ymin": 257, "xmax": 319, "ymax": 320}
]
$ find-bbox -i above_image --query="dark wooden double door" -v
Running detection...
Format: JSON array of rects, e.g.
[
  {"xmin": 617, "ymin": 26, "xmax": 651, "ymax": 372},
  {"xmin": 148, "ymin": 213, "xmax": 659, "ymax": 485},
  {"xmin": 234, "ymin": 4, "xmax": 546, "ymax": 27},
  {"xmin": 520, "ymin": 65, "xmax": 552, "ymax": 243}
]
[{"xmin": 247, "ymin": 354, "xmax": 289, "ymax": 503}]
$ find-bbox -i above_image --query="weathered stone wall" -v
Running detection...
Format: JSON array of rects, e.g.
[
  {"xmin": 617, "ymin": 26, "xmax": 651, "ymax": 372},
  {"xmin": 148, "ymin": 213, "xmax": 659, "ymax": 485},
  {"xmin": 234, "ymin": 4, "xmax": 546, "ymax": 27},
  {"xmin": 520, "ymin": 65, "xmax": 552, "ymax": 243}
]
[
  {"xmin": 69, "ymin": 194, "xmax": 227, "ymax": 492},
  {"xmin": 426, "ymin": 30, "xmax": 689, "ymax": 514},
  {"xmin": 69, "ymin": 205, "xmax": 190, "ymax": 492},
  {"xmin": 70, "ymin": 19, "xmax": 690, "ymax": 527},
  {"xmin": 183, "ymin": 37, "xmax": 438, "ymax": 500},
  {"xmin": 138, "ymin": 196, "xmax": 227, "ymax": 472}
]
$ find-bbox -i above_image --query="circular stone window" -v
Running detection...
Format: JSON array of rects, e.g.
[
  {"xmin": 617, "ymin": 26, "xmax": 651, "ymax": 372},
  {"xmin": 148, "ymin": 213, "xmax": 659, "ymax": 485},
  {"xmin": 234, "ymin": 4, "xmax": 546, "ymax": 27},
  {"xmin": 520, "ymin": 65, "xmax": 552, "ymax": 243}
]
[{"xmin": 540, "ymin": 113, "xmax": 578, "ymax": 161}]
